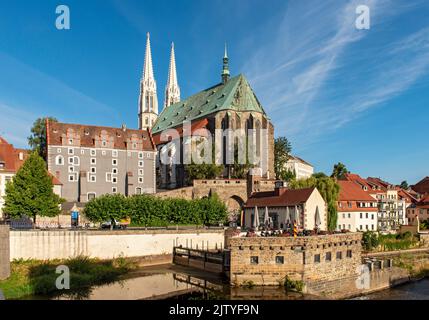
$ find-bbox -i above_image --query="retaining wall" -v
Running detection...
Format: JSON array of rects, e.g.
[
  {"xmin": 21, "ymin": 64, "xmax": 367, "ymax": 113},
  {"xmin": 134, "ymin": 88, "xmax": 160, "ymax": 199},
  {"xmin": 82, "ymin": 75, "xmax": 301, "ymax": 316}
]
[
  {"xmin": 0, "ymin": 225, "xmax": 10, "ymax": 279},
  {"xmin": 9, "ymin": 229, "xmax": 225, "ymax": 261}
]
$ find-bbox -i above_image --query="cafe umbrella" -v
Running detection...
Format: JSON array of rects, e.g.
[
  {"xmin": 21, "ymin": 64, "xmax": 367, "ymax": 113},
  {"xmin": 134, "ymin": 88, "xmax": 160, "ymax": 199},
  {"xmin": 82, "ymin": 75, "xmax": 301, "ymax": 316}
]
[{"xmin": 253, "ymin": 206, "xmax": 260, "ymax": 229}]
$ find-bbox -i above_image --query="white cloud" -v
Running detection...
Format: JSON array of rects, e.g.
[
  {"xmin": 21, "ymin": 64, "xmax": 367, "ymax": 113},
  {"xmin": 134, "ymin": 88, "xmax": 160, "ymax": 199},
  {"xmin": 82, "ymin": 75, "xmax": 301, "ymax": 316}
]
[{"xmin": 241, "ymin": 0, "xmax": 429, "ymax": 150}]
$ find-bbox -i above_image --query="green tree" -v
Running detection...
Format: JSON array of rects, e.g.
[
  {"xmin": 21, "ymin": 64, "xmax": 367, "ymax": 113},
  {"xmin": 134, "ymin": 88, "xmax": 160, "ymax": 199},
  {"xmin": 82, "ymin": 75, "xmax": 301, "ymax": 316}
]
[
  {"xmin": 185, "ymin": 162, "xmax": 224, "ymax": 183},
  {"xmin": 28, "ymin": 117, "xmax": 58, "ymax": 160},
  {"xmin": 83, "ymin": 194, "xmax": 130, "ymax": 225},
  {"xmin": 331, "ymin": 162, "xmax": 348, "ymax": 180},
  {"xmin": 4, "ymin": 152, "xmax": 63, "ymax": 224},
  {"xmin": 289, "ymin": 175, "xmax": 340, "ymax": 231},
  {"xmin": 400, "ymin": 181, "xmax": 408, "ymax": 190},
  {"xmin": 274, "ymin": 137, "xmax": 292, "ymax": 180}
]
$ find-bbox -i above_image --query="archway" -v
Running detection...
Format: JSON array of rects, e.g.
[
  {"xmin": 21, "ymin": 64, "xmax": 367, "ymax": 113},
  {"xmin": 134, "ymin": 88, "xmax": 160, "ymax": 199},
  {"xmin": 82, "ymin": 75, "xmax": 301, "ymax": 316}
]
[{"xmin": 226, "ymin": 195, "xmax": 245, "ymax": 224}]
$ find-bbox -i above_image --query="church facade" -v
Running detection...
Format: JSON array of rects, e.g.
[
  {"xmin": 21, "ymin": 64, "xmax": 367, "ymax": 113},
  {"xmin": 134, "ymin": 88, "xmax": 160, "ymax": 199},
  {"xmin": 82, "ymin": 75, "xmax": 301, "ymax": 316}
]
[{"xmin": 138, "ymin": 35, "xmax": 274, "ymax": 189}]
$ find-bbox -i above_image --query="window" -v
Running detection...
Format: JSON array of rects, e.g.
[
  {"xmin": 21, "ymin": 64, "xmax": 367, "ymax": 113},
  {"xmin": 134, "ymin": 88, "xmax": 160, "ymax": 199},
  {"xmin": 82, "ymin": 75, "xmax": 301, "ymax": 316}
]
[
  {"xmin": 68, "ymin": 139, "xmax": 73, "ymax": 145},
  {"xmin": 57, "ymin": 148, "xmax": 62, "ymax": 153},
  {"xmin": 90, "ymin": 167, "xmax": 96, "ymax": 174},
  {"xmin": 112, "ymin": 168, "xmax": 118, "ymax": 174},
  {"xmin": 91, "ymin": 149, "xmax": 96, "ymax": 156},
  {"xmin": 68, "ymin": 173, "xmax": 78, "ymax": 182},
  {"xmin": 106, "ymin": 173, "xmax": 112, "ymax": 182},
  {"xmin": 336, "ymin": 252, "xmax": 342, "ymax": 260},
  {"xmin": 371, "ymin": 214, "xmax": 374, "ymax": 220},
  {"xmin": 314, "ymin": 254, "xmax": 321, "ymax": 263},
  {"xmin": 81, "ymin": 149, "xmax": 85, "ymax": 155},
  {"xmin": 348, "ymin": 213, "xmax": 351, "ymax": 218},
  {"xmin": 112, "ymin": 176, "xmax": 118, "ymax": 184},
  {"xmin": 136, "ymin": 187, "xmax": 142, "ymax": 195},
  {"xmin": 342, "ymin": 213, "xmax": 345, "ymax": 219},
  {"xmin": 138, "ymin": 169, "xmax": 144, "ymax": 176},
  {"xmin": 346, "ymin": 250, "xmax": 352, "ymax": 258},
  {"xmin": 68, "ymin": 157, "xmax": 74, "ymax": 165},
  {"xmin": 89, "ymin": 175, "xmax": 96, "ymax": 182},
  {"xmin": 112, "ymin": 150, "xmax": 118, "ymax": 157},
  {"xmin": 55, "ymin": 155, "xmax": 64, "ymax": 166},
  {"xmin": 102, "ymin": 140, "xmax": 107, "ymax": 147},
  {"xmin": 138, "ymin": 177, "xmax": 144, "ymax": 183},
  {"xmin": 112, "ymin": 159, "xmax": 118, "ymax": 166},
  {"xmin": 360, "ymin": 213, "xmax": 363, "ymax": 219},
  {"xmin": 87, "ymin": 193, "xmax": 96, "ymax": 201},
  {"xmin": 366, "ymin": 212, "xmax": 369, "ymax": 219},
  {"xmin": 366, "ymin": 225, "xmax": 369, "ymax": 230},
  {"xmin": 139, "ymin": 152, "xmax": 144, "ymax": 159},
  {"xmin": 275, "ymin": 256, "xmax": 284, "ymax": 264},
  {"xmin": 250, "ymin": 256, "xmax": 259, "ymax": 265},
  {"xmin": 348, "ymin": 202, "xmax": 352, "ymax": 208},
  {"xmin": 68, "ymin": 148, "xmax": 74, "ymax": 155},
  {"xmin": 112, "ymin": 187, "xmax": 117, "ymax": 194},
  {"xmin": 325, "ymin": 252, "xmax": 332, "ymax": 262},
  {"xmin": 68, "ymin": 166, "xmax": 74, "ymax": 173},
  {"xmin": 138, "ymin": 161, "xmax": 144, "ymax": 167},
  {"xmin": 348, "ymin": 224, "xmax": 351, "ymax": 230},
  {"xmin": 91, "ymin": 158, "xmax": 96, "ymax": 165},
  {"xmin": 360, "ymin": 225, "xmax": 363, "ymax": 230}
]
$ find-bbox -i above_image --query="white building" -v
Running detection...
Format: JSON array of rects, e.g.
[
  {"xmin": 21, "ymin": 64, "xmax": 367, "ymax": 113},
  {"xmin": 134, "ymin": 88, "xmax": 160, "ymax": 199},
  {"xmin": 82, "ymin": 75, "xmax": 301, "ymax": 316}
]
[
  {"xmin": 337, "ymin": 180, "xmax": 378, "ymax": 232},
  {"xmin": 284, "ymin": 155, "xmax": 314, "ymax": 180}
]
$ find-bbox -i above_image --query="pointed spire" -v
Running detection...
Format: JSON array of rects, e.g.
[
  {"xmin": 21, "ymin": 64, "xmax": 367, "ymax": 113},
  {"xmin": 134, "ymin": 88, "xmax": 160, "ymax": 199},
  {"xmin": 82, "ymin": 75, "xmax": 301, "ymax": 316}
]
[
  {"xmin": 138, "ymin": 32, "xmax": 158, "ymax": 130},
  {"xmin": 164, "ymin": 42, "xmax": 181, "ymax": 108},
  {"xmin": 221, "ymin": 43, "xmax": 230, "ymax": 84}
]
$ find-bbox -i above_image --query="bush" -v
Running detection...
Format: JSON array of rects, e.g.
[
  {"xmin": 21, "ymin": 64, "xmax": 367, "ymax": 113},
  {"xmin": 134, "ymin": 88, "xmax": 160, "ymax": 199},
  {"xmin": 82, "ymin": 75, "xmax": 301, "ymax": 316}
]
[
  {"xmin": 283, "ymin": 276, "xmax": 304, "ymax": 293},
  {"xmin": 85, "ymin": 194, "xmax": 228, "ymax": 227},
  {"xmin": 362, "ymin": 231, "xmax": 379, "ymax": 251}
]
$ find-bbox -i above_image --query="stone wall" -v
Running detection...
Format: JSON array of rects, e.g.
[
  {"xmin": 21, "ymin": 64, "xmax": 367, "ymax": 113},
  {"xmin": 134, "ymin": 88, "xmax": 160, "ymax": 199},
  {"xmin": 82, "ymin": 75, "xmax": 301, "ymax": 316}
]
[
  {"xmin": 0, "ymin": 225, "xmax": 10, "ymax": 279},
  {"xmin": 9, "ymin": 229, "xmax": 225, "ymax": 261},
  {"xmin": 229, "ymin": 233, "xmax": 362, "ymax": 287}
]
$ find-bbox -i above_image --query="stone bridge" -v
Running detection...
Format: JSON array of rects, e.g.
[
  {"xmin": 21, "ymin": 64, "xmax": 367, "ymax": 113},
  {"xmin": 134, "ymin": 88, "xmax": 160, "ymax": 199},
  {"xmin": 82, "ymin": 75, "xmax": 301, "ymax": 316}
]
[{"xmin": 155, "ymin": 179, "xmax": 277, "ymax": 219}]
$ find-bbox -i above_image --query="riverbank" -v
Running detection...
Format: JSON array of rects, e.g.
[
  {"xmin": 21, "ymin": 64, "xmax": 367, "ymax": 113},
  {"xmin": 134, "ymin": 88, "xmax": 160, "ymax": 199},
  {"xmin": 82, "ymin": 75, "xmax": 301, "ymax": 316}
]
[{"xmin": 0, "ymin": 257, "xmax": 137, "ymax": 300}]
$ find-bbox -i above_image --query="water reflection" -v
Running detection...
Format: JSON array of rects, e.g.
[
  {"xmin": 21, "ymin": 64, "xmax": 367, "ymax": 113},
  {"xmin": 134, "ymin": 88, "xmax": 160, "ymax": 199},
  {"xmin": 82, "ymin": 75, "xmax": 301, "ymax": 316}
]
[{"xmin": 364, "ymin": 279, "xmax": 429, "ymax": 300}]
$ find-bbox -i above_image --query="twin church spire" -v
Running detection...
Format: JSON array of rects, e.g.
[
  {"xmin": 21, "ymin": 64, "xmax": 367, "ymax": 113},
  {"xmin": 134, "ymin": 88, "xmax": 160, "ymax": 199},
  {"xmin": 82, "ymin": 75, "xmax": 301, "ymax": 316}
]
[
  {"xmin": 139, "ymin": 33, "xmax": 180, "ymax": 130},
  {"xmin": 138, "ymin": 33, "xmax": 229, "ymax": 130}
]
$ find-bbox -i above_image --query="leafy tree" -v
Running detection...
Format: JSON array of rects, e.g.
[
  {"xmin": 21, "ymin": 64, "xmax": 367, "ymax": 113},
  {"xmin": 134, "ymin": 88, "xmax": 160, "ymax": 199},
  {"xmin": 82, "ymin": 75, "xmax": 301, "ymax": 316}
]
[
  {"xmin": 400, "ymin": 181, "xmax": 409, "ymax": 190},
  {"xmin": 289, "ymin": 175, "xmax": 340, "ymax": 231},
  {"xmin": 331, "ymin": 162, "xmax": 348, "ymax": 180},
  {"xmin": 83, "ymin": 194, "xmax": 129, "ymax": 225},
  {"xmin": 362, "ymin": 231, "xmax": 379, "ymax": 251},
  {"xmin": 28, "ymin": 117, "xmax": 58, "ymax": 160},
  {"xmin": 313, "ymin": 172, "xmax": 328, "ymax": 179},
  {"xmin": 185, "ymin": 162, "xmax": 224, "ymax": 184},
  {"xmin": 274, "ymin": 137, "xmax": 292, "ymax": 180},
  {"xmin": 4, "ymin": 152, "xmax": 63, "ymax": 224}
]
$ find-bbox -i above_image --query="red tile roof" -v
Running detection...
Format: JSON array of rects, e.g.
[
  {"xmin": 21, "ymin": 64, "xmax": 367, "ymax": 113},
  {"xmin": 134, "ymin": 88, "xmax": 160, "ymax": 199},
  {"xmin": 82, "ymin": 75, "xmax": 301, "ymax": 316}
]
[
  {"xmin": 47, "ymin": 120, "xmax": 156, "ymax": 151},
  {"xmin": 0, "ymin": 137, "xmax": 29, "ymax": 173},
  {"xmin": 411, "ymin": 177, "xmax": 429, "ymax": 195},
  {"xmin": 245, "ymin": 187, "xmax": 316, "ymax": 208},
  {"xmin": 338, "ymin": 181, "xmax": 376, "ymax": 202},
  {"xmin": 342, "ymin": 173, "xmax": 385, "ymax": 195},
  {"xmin": 152, "ymin": 118, "xmax": 210, "ymax": 145}
]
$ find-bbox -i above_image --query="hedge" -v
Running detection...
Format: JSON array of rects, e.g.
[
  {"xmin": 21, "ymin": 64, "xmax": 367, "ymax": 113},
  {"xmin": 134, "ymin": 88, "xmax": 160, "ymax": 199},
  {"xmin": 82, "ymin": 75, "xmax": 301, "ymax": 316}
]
[{"xmin": 83, "ymin": 193, "xmax": 228, "ymax": 227}]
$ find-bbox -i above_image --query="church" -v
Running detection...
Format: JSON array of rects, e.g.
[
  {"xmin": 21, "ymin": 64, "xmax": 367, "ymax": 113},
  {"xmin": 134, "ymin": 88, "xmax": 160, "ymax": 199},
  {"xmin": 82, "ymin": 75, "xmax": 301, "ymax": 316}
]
[{"xmin": 138, "ymin": 33, "xmax": 274, "ymax": 189}]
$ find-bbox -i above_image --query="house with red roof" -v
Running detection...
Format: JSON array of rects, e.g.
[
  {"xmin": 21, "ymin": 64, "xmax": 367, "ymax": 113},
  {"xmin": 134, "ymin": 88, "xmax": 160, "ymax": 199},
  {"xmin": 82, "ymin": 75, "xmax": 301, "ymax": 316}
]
[
  {"xmin": 0, "ymin": 137, "xmax": 63, "ymax": 220},
  {"xmin": 342, "ymin": 173, "xmax": 408, "ymax": 231},
  {"xmin": 243, "ymin": 186, "xmax": 327, "ymax": 231},
  {"xmin": 407, "ymin": 194, "xmax": 429, "ymax": 225},
  {"xmin": 336, "ymin": 181, "xmax": 378, "ymax": 232},
  {"xmin": 411, "ymin": 177, "xmax": 429, "ymax": 196}
]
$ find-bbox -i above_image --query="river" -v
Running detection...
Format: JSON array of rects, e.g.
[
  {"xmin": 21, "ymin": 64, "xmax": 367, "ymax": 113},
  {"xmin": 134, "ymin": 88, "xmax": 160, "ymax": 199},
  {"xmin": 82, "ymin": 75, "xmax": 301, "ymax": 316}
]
[{"xmin": 24, "ymin": 265, "xmax": 429, "ymax": 300}]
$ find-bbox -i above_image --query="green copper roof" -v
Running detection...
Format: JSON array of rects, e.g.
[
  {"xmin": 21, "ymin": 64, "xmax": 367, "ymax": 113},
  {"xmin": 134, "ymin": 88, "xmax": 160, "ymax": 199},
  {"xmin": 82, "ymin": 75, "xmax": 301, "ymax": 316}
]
[{"xmin": 152, "ymin": 74, "xmax": 267, "ymax": 134}]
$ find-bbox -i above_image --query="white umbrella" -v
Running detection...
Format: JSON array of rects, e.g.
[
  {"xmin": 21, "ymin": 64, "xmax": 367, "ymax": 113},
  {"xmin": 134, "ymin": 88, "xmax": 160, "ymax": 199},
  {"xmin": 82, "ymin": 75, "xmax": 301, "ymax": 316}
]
[
  {"xmin": 294, "ymin": 205, "xmax": 300, "ymax": 227},
  {"xmin": 253, "ymin": 206, "xmax": 260, "ymax": 229},
  {"xmin": 264, "ymin": 207, "xmax": 270, "ymax": 228},
  {"xmin": 315, "ymin": 206, "xmax": 321, "ymax": 229}
]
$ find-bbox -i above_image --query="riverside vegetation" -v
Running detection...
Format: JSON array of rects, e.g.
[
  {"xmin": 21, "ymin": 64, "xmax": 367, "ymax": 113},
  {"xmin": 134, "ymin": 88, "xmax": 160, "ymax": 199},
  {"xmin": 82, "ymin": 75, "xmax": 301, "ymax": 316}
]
[{"xmin": 0, "ymin": 256, "xmax": 136, "ymax": 300}]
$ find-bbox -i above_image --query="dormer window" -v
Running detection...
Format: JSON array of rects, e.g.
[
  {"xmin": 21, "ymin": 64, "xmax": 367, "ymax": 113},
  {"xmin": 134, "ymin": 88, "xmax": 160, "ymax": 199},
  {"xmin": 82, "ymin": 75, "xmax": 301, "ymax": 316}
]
[
  {"xmin": 85, "ymin": 130, "xmax": 89, "ymax": 136},
  {"xmin": 68, "ymin": 139, "xmax": 73, "ymax": 145},
  {"xmin": 0, "ymin": 161, "xmax": 5, "ymax": 169}
]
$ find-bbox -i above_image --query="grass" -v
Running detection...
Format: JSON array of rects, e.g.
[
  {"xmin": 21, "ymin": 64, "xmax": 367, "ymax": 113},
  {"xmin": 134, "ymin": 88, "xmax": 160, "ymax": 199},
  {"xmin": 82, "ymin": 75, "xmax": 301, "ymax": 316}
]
[{"xmin": 0, "ymin": 256, "xmax": 136, "ymax": 300}]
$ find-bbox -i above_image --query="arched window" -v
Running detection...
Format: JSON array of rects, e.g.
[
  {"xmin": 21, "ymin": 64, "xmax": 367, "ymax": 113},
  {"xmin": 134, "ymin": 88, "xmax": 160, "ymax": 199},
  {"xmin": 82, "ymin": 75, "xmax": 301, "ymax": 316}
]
[
  {"xmin": 55, "ymin": 155, "xmax": 64, "ymax": 166},
  {"xmin": 74, "ymin": 156, "xmax": 80, "ymax": 166}
]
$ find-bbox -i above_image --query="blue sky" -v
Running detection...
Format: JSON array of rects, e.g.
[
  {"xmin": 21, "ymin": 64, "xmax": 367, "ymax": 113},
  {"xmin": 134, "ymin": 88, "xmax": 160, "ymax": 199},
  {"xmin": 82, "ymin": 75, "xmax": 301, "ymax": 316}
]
[{"xmin": 0, "ymin": 0, "xmax": 428, "ymax": 184}]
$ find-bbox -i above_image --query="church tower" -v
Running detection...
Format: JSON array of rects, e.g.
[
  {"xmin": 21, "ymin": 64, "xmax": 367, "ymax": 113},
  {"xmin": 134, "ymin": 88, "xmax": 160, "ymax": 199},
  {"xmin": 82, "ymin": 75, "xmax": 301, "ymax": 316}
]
[
  {"xmin": 138, "ymin": 32, "xmax": 158, "ymax": 130},
  {"xmin": 221, "ymin": 43, "xmax": 230, "ymax": 84},
  {"xmin": 164, "ymin": 42, "xmax": 181, "ymax": 108}
]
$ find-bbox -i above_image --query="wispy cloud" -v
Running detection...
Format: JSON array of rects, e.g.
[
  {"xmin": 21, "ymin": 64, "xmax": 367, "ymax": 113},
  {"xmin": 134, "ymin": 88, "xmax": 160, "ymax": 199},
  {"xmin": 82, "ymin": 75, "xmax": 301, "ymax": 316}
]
[{"xmin": 241, "ymin": 0, "xmax": 429, "ymax": 150}]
